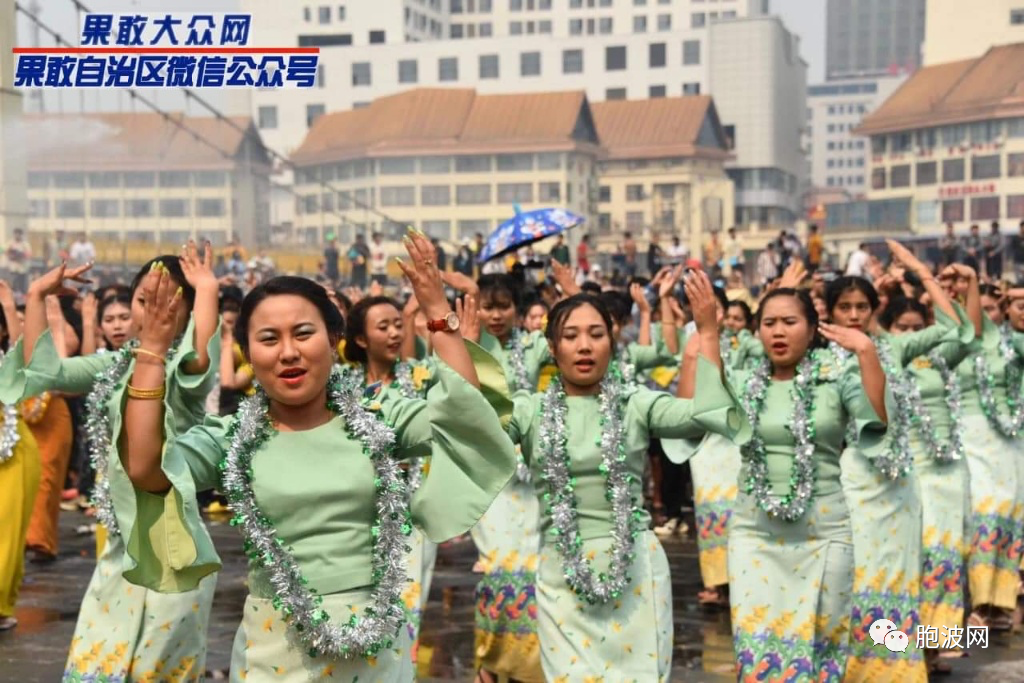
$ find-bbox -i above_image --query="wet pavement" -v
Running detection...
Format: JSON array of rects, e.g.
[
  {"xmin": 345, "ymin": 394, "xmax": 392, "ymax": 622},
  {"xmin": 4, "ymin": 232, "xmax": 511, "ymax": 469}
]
[{"xmin": 4, "ymin": 510, "xmax": 1024, "ymax": 681}]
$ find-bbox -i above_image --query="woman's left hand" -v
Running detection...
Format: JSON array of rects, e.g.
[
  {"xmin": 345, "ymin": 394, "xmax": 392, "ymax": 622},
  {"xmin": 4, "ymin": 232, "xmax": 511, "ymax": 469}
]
[
  {"xmin": 819, "ymin": 322, "xmax": 874, "ymax": 355},
  {"xmin": 683, "ymin": 270, "xmax": 717, "ymax": 334},
  {"xmin": 630, "ymin": 282, "xmax": 651, "ymax": 313},
  {"xmin": 179, "ymin": 240, "xmax": 217, "ymax": 291},
  {"xmin": 137, "ymin": 265, "xmax": 184, "ymax": 355},
  {"xmin": 456, "ymin": 293, "xmax": 481, "ymax": 343},
  {"xmin": 397, "ymin": 230, "xmax": 450, "ymax": 320}
]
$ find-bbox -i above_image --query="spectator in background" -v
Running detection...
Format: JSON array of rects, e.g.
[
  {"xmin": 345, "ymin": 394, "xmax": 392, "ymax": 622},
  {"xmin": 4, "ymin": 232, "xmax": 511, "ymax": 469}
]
[
  {"xmin": 68, "ymin": 232, "xmax": 95, "ymax": 269},
  {"xmin": 431, "ymin": 237, "xmax": 448, "ymax": 272},
  {"xmin": 703, "ymin": 231, "xmax": 722, "ymax": 275},
  {"xmin": 723, "ymin": 227, "xmax": 744, "ymax": 277},
  {"xmin": 806, "ymin": 224, "xmax": 824, "ymax": 273},
  {"xmin": 348, "ymin": 233, "xmax": 370, "ymax": 288},
  {"xmin": 623, "ymin": 231, "xmax": 638, "ymax": 276},
  {"xmin": 550, "ymin": 233, "xmax": 570, "ymax": 267},
  {"xmin": 845, "ymin": 242, "xmax": 871, "ymax": 278},
  {"xmin": 963, "ymin": 223, "xmax": 982, "ymax": 273},
  {"xmin": 647, "ymin": 233, "xmax": 663, "ymax": 275},
  {"xmin": 755, "ymin": 241, "xmax": 779, "ymax": 291},
  {"xmin": 323, "ymin": 234, "xmax": 340, "ymax": 284},
  {"xmin": 43, "ymin": 229, "xmax": 68, "ymax": 269},
  {"xmin": 667, "ymin": 235, "xmax": 688, "ymax": 264},
  {"xmin": 940, "ymin": 223, "xmax": 961, "ymax": 266},
  {"xmin": 1014, "ymin": 221, "xmax": 1024, "ymax": 281},
  {"xmin": 984, "ymin": 221, "xmax": 1004, "ymax": 280},
  {"xmin": 775, "ymin": 230, "xmax": 792, "ymax": 271},
  {"xmin": 472, "ymin": 232, "xmax": 486, "ymax": 276},
  {"xmin": 370, "ymin": 232, "xmax": 388, "ymax": 285},
  {"xmin": 227, "ymin": 250, "xmax": 246, "ymax": 280},
  {"xmin": 454, "ymin": 243, "xmax": 475, "ymax": 277},
  {"xmin": 577, "ymin": 234, "xmax": 591, "ymax": 276},
  {"xmin": 6, "ymin": 228, "xmax": 31, "ymax": 294}
]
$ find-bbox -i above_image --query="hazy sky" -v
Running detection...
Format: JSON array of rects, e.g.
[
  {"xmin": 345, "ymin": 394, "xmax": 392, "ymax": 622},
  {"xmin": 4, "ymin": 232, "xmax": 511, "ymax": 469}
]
[{"xmin": 771, "ymin": 0, "xmax": 827, "ymax": 83}]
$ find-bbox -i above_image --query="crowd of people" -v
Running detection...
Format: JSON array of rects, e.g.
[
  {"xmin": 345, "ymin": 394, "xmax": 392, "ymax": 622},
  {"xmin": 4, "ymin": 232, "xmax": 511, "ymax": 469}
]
[{"xmin": 0, "ymin": 223, "xmax": 1023, "ymax": 683}]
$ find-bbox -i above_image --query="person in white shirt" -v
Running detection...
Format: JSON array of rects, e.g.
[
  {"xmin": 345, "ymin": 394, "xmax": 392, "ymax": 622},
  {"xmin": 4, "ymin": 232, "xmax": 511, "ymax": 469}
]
[
  {"xmin": 6, "ymin": 228, "xmax": 31, "ymax": 293},
  {"xmin": 666, "ymin": 236, "xmax": 688, "ymax": 263},
  {"xmin": 68, "ymin": 232, "xmax": 96, "ymax": 268},
  {"xmin": 369, "ymin": 231, "xmax": 388, "ymax": 285},
  {"xmin": 845, "ymin": 242, "xmax": 871, "ymax": 278}
]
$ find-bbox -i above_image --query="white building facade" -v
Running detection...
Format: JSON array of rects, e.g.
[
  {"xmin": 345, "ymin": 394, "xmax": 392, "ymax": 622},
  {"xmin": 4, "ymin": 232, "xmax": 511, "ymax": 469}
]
[{"xmin": 923, "ymin": 0, "xmax": 1024, "ymax": 66}]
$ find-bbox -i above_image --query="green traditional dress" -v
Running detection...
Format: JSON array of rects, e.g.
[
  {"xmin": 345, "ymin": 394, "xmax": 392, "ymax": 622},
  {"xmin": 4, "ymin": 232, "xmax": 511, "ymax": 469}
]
[
  {"xmin": 472, "ymin": 329, "xmax": 549, "ymax": 682},
  {"xmin": 508, "ymin": 357, "xmax": 747, "ymax": 682},
  {"xmin": 958, "ymin": 317, "xmax": 1024, "ymax": 613},
  {"xmin": 0, "ymin": 319, "xmax": 219, "ymax": 683},
  {"xmin": 905, "ymin": 340, "xmax": 971, "ymax": 641},
  {"xmin": 109, "ymin": 360, "xmax": 515, "ymax": 682},
  {"xmin": 839, "ymin": 309, "xmax": 970, "ymax": 683},
  {"xmin": 725, "ymin": 354, "xmax": 889, "ymax": 683}
]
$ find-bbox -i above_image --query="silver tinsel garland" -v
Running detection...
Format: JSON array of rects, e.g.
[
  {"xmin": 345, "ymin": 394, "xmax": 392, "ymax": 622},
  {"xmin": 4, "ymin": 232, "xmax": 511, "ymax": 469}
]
[
  {"xmin": 505, "ymin": 329, "xmax": 531, "ymax": 393},
  {"xmin": 974, "ymin": 325, "xmax": 1024, "ymax": 438},
  {"xmin": 741, "ymin": 354, "xmax": 819, "ymax": 522},
  {"xmin": 537, "ymin": 368, "xmax": 640, "ymax": 605},
  {"xmin": 910, "ymin": 351, "xmax": 965, "ymax": 463},
  {"xmin": 870, "ymin": 336, "xmax": 914, "ymax": 479},
  {"xmin": 0, "ymin": 351, "xmax": 20, "ymax": 465},
  {"xmin": 219, "ymin": 366, "xmax": 410, "ymax": 659}
]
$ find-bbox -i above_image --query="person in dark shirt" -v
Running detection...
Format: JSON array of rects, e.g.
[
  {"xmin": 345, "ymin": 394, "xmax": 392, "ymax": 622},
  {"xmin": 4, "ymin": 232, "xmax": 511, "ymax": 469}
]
[
  {"xmin": 962, "ymin": 223, "xmax": 982, "ymax": 273},
  {"xmin": 549, "ymin": 233, "xmax": 570, "ymax": 266},
  {"xmin": 347, "ymin": 234, "xmax": 370, "ymax": 288},
  {"xmin": 939, "ymin": 223, "xmax": 961, "ymax": 267},
  {"xmin": 323, "ymin": 235, "xmax": 340, "ymax": 284},
  {"xmin": 1013, "ymin": 221, "xmax": 1024, "ymax": 281},
  {"xmin": 983, "ymin": 221, "xmax": 1004, "ymax": 280},
  {"xmin": 431, "ymin": 238, "xmax": 447, "ymax": 271}
]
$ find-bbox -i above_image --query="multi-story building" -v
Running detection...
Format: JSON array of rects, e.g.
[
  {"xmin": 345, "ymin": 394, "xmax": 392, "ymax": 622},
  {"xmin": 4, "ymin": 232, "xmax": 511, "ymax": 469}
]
[
  {"xmin": 806, "ymin": 75, "xmax": 905, "ymax": 197},
  {"xmin": 709, "ymin": 16, "xmax": 807, "ymax": 234},
  {"xmin": 923, "ymin": 0, "xmax": 1024, "ymax": 66},
  {"xmin": 23, "ymin": 113, "xmax": 273, "ymax": 246},
  {"xmin": 825, "ymin": 0, "xmax": 925, "ymax": 80},
  {"xmin": 591, "ymin": 95, "xmax": 734, "ymax": 256},
  {"xmin": 849, "ymin": 43, "xmax": 1024, "ymax": 240},
  {"xmin": 288, "ymin": 88, "xmax": 600, "ymax": 247}
]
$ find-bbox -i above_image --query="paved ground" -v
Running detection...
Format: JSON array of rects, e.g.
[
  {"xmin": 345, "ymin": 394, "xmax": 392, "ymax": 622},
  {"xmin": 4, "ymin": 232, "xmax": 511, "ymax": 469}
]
[{"xmin": 4, "ymin": 510, "xmax": 1024, "ymax": 681}]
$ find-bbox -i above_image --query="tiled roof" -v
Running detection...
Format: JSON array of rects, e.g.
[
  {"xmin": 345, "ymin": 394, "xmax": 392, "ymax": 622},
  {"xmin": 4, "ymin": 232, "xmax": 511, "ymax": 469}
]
[
  {"xmin": 590, "ymin": 95, "xmax": 731, "ymax": 160},
  {"xmin": 290, "ymin": 87, "xmax": 601, "ymax": 164},
  {"xmin": 856, "ymin": 43, "xmax": 1024, "ymax": 135},
  {"xmin": 24, "ymin": 112, "xmax": 257, "ymax": 171}
]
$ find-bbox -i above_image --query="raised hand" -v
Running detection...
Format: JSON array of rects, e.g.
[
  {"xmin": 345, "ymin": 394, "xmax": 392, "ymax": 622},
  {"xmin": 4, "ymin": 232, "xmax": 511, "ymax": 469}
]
[
  {"xmin": 396, "ymin": 230, "xmax": 449, "ymax": 320},
  {"xmin": 683, "ymin": 270, "xmax": 718, "ymax": 334},
  {"xmin": 630, "ymin": 282, "xmax": 651, "ymax": 313},
  {"xmin": 137, "ymin": 263, "xmax": 184, "ymax": 355},
  {"xmin": 777, "ymin": 260, "xmax": 808, "ymax": 289},
  {"xmin": 658, "ymin": 264, "xmax": 684, "ymax": 298},
  {"xmin": 456, "ymin": 292, "xmax": 481, "ymax": 343},
  {"xmin": 82, "ymin": 292, "xmax": 98, "ymax": 325},
  {"xmin": 550, "ymin": 257, "xmax": 580, "ymax": 296},
  {"xmin": 0, "ymin": 280, "xmax": 16, "ymax": 313},
  {"xmin": 819, "ymin": 322, "xmax": 874, "ymax": 355},
  {"xmin": 179, "ymin": 240, "xmax": 217, "ymax": 292},
  {"xmin": 28, "ymin": 261, "xmax": 92, "ymax": 299},
  {"xmin": 440, "ymin": 270, "xmax": 480, "ymax": 296}
]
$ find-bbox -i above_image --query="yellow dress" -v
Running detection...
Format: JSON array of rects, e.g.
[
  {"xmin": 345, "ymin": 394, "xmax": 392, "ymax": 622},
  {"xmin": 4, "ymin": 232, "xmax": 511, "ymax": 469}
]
[{"xmin": 0, "ymin": 418, "xmax": 42, "ymax": 617}]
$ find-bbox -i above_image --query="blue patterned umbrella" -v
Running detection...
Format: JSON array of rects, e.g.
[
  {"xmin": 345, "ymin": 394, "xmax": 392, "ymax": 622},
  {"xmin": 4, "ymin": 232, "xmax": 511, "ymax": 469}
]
[{"xmin": 477, "ymin": 206, "xmax": 585, "ymax": 263}]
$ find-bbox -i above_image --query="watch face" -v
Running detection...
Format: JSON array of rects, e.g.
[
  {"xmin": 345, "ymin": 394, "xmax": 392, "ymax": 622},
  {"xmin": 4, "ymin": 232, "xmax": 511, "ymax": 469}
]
[{"xmin": 446, "ymin": 311, "xmax": 461, "ymax": 331}]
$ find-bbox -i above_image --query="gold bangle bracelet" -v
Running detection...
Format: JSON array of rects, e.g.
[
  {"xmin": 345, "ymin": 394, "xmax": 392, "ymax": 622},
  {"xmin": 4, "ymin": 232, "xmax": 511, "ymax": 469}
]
[
  {"xmin": 126, "ymin": 384, "xmax": 166, "ymax": 400},
  {"xmin": 134, "ymin": 347, "xmax": 166, "ymax": 363}
]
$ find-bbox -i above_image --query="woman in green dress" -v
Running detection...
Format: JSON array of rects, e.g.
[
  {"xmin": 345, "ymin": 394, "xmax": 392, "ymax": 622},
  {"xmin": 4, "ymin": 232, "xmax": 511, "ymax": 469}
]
[
  {"xmin": 958, "ymin": 279, "xmax": 1024, "ymax": 631},
  {"xmin": 827, "ymin": 241, "xmax": 970, "ymax": 683},
  {"xmin": 504, "ymin": 271, "xmax": 747, "ymax": 681},
  {"xmin": 691, "ymin": 286, "xmax": 891, "ymax": 682},
  {"xmin": 0, "ymin": 246, "xmax": 221, "ymax": 682},
  {"xmin": 115, "ymin": 232, "xmax": 517, "ymax": 682}
]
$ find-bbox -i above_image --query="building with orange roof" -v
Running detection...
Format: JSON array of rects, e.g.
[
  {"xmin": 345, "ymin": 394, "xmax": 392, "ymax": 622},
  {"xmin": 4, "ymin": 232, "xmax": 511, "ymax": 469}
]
[{"xmin": 22, "ymin": 113, "xmax": 273, "ymax": 247}]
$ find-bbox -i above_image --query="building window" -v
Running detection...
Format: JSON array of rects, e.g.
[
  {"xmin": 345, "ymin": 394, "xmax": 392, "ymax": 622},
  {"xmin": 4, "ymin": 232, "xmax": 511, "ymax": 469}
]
[
  {"xmin": 520, "ymin": 51, "xmax": 541, "ymax": 76},
  {"xmin": 456, "ymin": 156, "xmax": 491, "ymax": 173},
  {"xmin": 158, "ymin": 171, "xmax": 190, "ymax": 187},
  {"xmin": 598, "ymin": 213, "xmax": 611, "ymax": 232},
  {"xmin": 626, "ymin": 184, "xmax": 644, "ymax": 201},
  {"xmin": 125, "ymin": 199, "xmax": 153, "ymax": 217},
  {"xmin": 562, "ymin": 49, "xmax": 583, "ymax": 74},
  {"xmin": 498, "ymin": 183, "xmax": 533, "ymax": 203},
  {"xmin": 55, "ymin": 200, "xmax": 84, "ymax": 218},
  {"xmin": 916, "ymin": 161, "xmax": 937, "ymax": 185},
  {"xmin": 497, "ymin": 154, "xmax": 534, "ymax": 171},
  {"xmin": 451, "ymin": 24, "xmax": 465, "ymax": 38},
  {"xmin": 916, "ymin": 128, "xmax": 936, "ymax": 151},
  {"xmin": 456, "ymin": 184, "xmax": 491, "ymax": 204},
  {"xmin": 538, "ymin": 182, "xmax": 561, "ymax": 202},
  {"xmin": 941, "ymin": 124, "xmax": 967, "ymax": 147},
  {"xmin": 606, "ymin": 45, "xmax": 626, "ymax": 71},
  {"xmin": 598, "ymin": 185, "xmax": 611, "ymax": 202},
  {"xmin": 479, "ymin": 54, "xmax": 499, "ymax": 78},
  {"xmin": 972, "ymin": 155, "xmax": 1001, "ymax": 180},
  {"xmin": 942, "ymin": 158, "xmax": 965, "ymax": 182},
  {"xmin": 890, "ymin": 164, "xmax": 911, "ymax": 188},
  {"xmin": 257, "ymin": 105, "xmax": 278, "ymax": 129},
  {"xmin": 318, "ymin": 6, "xmax": 331, "ymax": 23},
  {"xmin": 458, "ymin": 219, "xmax": 491, "ymax": 240},
  {"xmin": 28, "ymin": 199, "xmax": 49, "ymax": 217},
  {"xmin": 871, "ymin": 167, "xmax": 886, "ymax": 189},
  {"xmin": 682, "ymin": 39, "xmax": 700, "ymax": 65},
  {"xmin": 420, "ymin": 185, "xmax": 451, "ymax": 206},
  {"xmin": 421, "ymin": 220, "xmax": 452, "ymax": 240},
  {"xmin": 369, "ymin": 29, "xmax": 385, "ymax": 43},
  {"xmin": 537, "ymin": 153, "xmax": 561, "ymax": 170},
  {"xmin": 1008, "ymin": 153, "xmax": 1024, "ymax": 177},
  {"xmin": 626, "ymin": 211, "xmax": 644, "ymax": 230},
  {"xmin": 159, "ymin": 199, "xmax": 189, "ymax": 217},
  {"xmin": 321, "ymin": 192, "xmax": 335, "ymax": 212},
  {"xmin": 298, "ymin": 33, "xmax": 352, "ymax": 47},
  {"xmin": 52, "ymin": 172, "xmax": 84, "ymax": 188},
  {"xmin": 304, "ymin": 7, "xmax": 311, "ymax": 21},
  {"xmin": 633, "ymin": 16, "xmax": 646, "ymax": 32},
  {"xmin": 649, "ymin": 85, "xmax": 666, "ymax": 98},
  {"xmin": 682, "ymin": 82, "xmax": 700, "ymax": 95},
  {"xmin": 306, "ymin": 103, "xmax": 325, "ymax": 127},
  {"xmin": 569, "ymin": 18, "xmax": 583, "ymax": 34},
  {"xmin": 971, "ymin": 196, "xmax": 1000, "ymax": 221},
  {"xmin": 352, "ymin": 62, "xmax": 371, "ymax": 86},
  {"xmin": 124, "ymin": 172, "xmax": 155, "ymax": 188},
  {"xmin": 196, "ymin": 198, "xmax": 226, "ymax": 217},
  {"xmin": 871, "ymin": 136, "xmax": 887, "ymax": 154},
  {"xmin": 941, "ymin": 199, "xmax": 964, "ymax": 223},
  {"xmin": 691, "ymin": 12, "xmax": 706, "ymax": 27},
  {"xmin": 606, "ymin": 87, "xmax": 627, "ymax": 100},
  {"xmin": 970, "ymin": 120, "xmax": 1001, "ymax": 144},
  {"xmin": 538, "ymin": 20, "xmax": 551, "ymax": 33},
  {"xmin": 420, "ymin": 156, "xmax": 452, "ymax": 173},
  {"xmin": 657, "ymin": 13, "xmax": 671, "ymax": 30},
  {"xmin": 1012, "ymin": 8, "xmax": 1024, "ymax": 24},
  {"xmin": 1008, "ymin": 195, "xmax": 1024, "ymax": 219},
  {"xmin": 338, "ymin": 5, "xmax": 346, "ymax": 20},
  {"xmin": 379, "ymin": 158, "xmax": 416, "ymax": 175},
  {"xmin": 398, "ymin": 59, "xmax": 418, "ymax": 84},
  {"xmin": 381, "ymin": 186, "xmax": 416, "ymax": 207},
  {"xmin": 27, "ymin": 172, "xmax": 49, "ymax": 188},
  {"xmin": 438, "ymin": 56, "xmax": 459, "ymax": 81},
  {"xmin": 89, "ymin": 199, "xmax": 118, "ymax": 218},
  {"xmin": 510, "ymin": 21, "xmax": 523, "ymax": 34},
  {"xmin": 599, "ymin": 17, "xmax": 613, "ymax": 33},
  {"xmin": 649, "ymin": 42, "xmax": 666, "ymax": 68}
]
